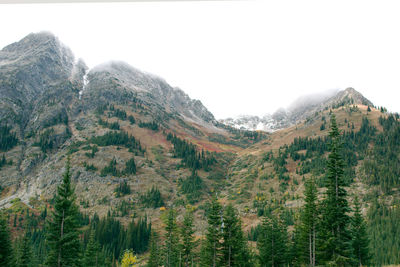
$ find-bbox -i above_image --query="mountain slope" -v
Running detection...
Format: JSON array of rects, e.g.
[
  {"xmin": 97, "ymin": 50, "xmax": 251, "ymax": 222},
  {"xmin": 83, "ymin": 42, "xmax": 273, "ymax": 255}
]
[{"xmin": 220, "ymin": 87, "xmax": 374, "ymax": 132}]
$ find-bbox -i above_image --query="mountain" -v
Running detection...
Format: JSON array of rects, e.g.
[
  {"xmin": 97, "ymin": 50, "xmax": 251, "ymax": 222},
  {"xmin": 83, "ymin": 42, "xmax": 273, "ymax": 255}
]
[
  {"xmin": 1, "ymin": 32, "xmax": 399, "ymax": 266},
  {"xmin": 220, "ymin": 87, "xmax": 374, "ymax": 131},
  {"xmin": 0, "ymin": 32, "xmax": 261, "ymax": 208}
]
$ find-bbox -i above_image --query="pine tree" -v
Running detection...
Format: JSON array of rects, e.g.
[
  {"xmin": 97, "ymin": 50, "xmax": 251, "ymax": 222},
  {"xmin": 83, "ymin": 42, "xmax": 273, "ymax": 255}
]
[
  {"xmin": 125, "ymin": 158, "xmax": 137, "ymax": 175},
  {"xmin": 0, "ymin": 214, "xmax": 13, "ymax": 267},
  {"xmin": 16, "ymin": 231, "xmax": 34, "ymax": 267},
  {"xmin": 45, "ymin": 159, "xmax": 81, "ymax": 267},
  {"xmin": 351, "ymin": 196, "xmax": 370, "ymax": 266},
  {"xmin": 319, "ymin": 114, "xmax": 353, "ymax": 266},
  {"xmin": 147, "ymin": 231, "xmax": 162, "ymax": 267},
  {"xmin": 257, "ymin": 213, "xmax": 287, "ymax": 267},
  {"xmin": 299, "ymin": 177, "xmax": 318, "ymax": 266},
  {"xmin": 221, "ymin": 204, "xmax": 251, "ymax": 267},
  {"xmin": 203, "ymin": 196, "xmax": 223, "ymax": 267},
  {"xmin": 180, "ymin": 210, "xmax": 197, "ymax": 267},
  {"xmin": 164, "ymin": 209, "xmax": 179, "ymax": 267},
  {"xmin": 83, "ymin": 230, "xmax": 100, "ymax": 267}
]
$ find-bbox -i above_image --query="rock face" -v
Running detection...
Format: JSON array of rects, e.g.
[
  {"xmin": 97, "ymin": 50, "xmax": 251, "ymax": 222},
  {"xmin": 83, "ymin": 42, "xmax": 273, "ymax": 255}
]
[
  {"xmin": 85, "ymin": 61, "xmax": 215, "ymax": 124},
  {"xmin": 0, "ymin": 32, "xmax": 229, "ymax": 198},
  {"xmin": 220, "ymin": 88, "xmax": 374, "ymax": 131}
]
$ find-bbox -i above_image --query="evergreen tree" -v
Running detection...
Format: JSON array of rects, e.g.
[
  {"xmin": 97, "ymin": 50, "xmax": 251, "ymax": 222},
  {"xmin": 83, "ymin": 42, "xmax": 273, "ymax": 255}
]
[
  {"xmin": 83, "ymin": 230, "xmax": 100, "ymax": 267},
  {"xmin": 180, "ymin": 210, "xmax": 197, "ymax": 267},
  {"xmin": 45, "ymin": 160, "xmax": 81, "ymax": 267},
  {"xmin": 298, "ymin": 177, "xmax": 318, "ymax": 266},
  {"xmin": 203, "ymin": 196, "xmax": 223, "ymax": 267},
  {"xmin": 319, "ymin": 114, "xmax": 353, "ymax": 266},
  {"xmin": 257, "ymin": 213, "xmax": 287, "ymax": 267},
  {"xmin": 351, "ymin": 197, "xmax": 370, "ymax": 266},
  {"xmin": 0, "ymin": 214, "xmax": 13, "ymax": 267},
  {"xmin": 221, "ymin": 204, "xmax": 251, "ymax": 267},
  {"xmin": 16, "ymin": 231, "xmax": 34, "ymax": 267},
  {"xmin": 124, "ymin": 158, "xmax": 137, "ymax": 175},
  {"xmin": 147, "ymin": 232, "xmax": 162, "ymax": 267},
  {"xmin": 164, "ymin": 209, "xmax": 179, "ymax": 267}
]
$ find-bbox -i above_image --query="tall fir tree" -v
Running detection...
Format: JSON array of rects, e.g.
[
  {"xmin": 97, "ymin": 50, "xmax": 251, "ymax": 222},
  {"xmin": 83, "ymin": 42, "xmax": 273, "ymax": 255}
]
[
  {"xmin": 16, "ymin": 231, "xmax": 34, "ymax": 267},
  {"xmin": 257, "ymin": 213, "xmax": 287, "ymax": 267},
  {"xmin": 0, "ymin": 214, "xmax": 13, "ymax": 267},
  {"xmin": 221, "ymin": 204, "xmax": 251, "ymax": 267},
  {"xmin": 319, "ymin": 114, "xmax": 353, "ymax": 266},
  {"xmin": 351, "ymin": 196, "xmax": 370, "ymax": 267},
  {"xmin": 164, "ymin": 209, "xmax": 179, "ymax": 267},
  {"xmin": 202, "ymin": 196, "xmax": 223, "ymax": 267},
  {"xmin": 83, "ymin": 230, "xmax": 100, "ymax": 267},
  {"xmin": 299, "ymin": 177, "xmax": 318, "ymax": 266},
  {"xmin": 147, "ymin": 231, "xmax": 162, "ymax": 267},
  {"xmin": 180, "ymin": 210, "xmax": 197, "ymax": 267},
  {"xmin": 45, "ymin": 159, "xmax": 81, "ymax": 267}
]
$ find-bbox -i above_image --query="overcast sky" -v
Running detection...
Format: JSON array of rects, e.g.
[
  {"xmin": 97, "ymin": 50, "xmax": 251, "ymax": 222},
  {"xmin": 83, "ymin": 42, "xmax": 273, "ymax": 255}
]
[{"xmin": 1, "ymin": 0, "xmax": 400, "ymax": 119}]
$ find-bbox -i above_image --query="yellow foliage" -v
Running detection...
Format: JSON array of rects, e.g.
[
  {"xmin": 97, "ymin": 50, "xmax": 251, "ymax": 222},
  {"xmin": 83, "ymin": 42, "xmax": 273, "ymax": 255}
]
[
  {"xmin": 121, "ymin": 250, "xmax": 137, "ymax": 267},
  {"xmin": 160, "ymin": 206, "xmax": 166, "ymax": 211}
]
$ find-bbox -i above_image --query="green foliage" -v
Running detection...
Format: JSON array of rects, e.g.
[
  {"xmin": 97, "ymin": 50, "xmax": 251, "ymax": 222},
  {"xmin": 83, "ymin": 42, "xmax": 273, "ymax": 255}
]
[
  {"xmin": 0, "ymin": 214, "xmax": 14, "ymax": 267},
  {"xmin": 140, "ymin": 187, "xmax": 164, "ymax": 209},
  {"xmin": 88, "ymin": 214, "xmax": 151, "ymax": 259},
  {"xmin": 45, "ymin": 160, "xmax": 81, "ymax": 267},
  {"xmin": 110, "ymin": 107, "xmax": 127, "ymax": 120},
  {"xmin": 101, "ymin": 158, "xmax": 121, "ymax": 177},
  {"xmin": 257, "ymin": 213, "xmax": 288, "ymax": 267},
  {"xmin": 0, "ymin": 154, "xmax": 12, "ymax": 170},
  {"xmin": 351, "ymin": 197, "xmax": 370, "ymax": 266},
  {"xmin": 367, "ymin": 199, "xmax": 400, "ymax": 265},
  {"xmin": 42, "ymin": 109, "xmax": 68, "ymax": 128},
  {"xmin": 163, "ymin": 209, "xmax": 179, "ymax": 267},
  {"xmin": 90, "ymin": 130, "xmax": 143, "ymax": 153},
  {"xmin": 202, "ymin": 196, "xmax": 223, "ymax": 267},
  {"xmin": 124, "ymin": 158, "xmax": 137, "ymax": 175},
  {"xmin": 180, "ymin": 210, "xmax": 197, "ymax": 267},
  {"xmin": 128, "ymin": 115, "xmax": 136, "ymax": 125},
  {"xmin": 363, "ymin": 115, "xmax": 400, "ymax": 193},
  {"xmin": 318, "ymin": 114, "xmax": 353, "ymax": 266},
  {"xmin": 83, "ymin": 162, "xmax": 97, "ymax": 172},
  {"xmin": 179, "ymin": 171, "xmax": 205, "ymax": 204},
  {"xmin": 138, "ymin": 121, "xmax": 159, "ymax": 131},
  {"xmin": 167, "ymin": 133, "xmax": 216, "ymax": 171},
  {"xmin": 297, "ymin": 177, "xmax": 318, "ymax": 266},
  {"xmin": 114, "ymin": 181, "xmax": 131, "ymax": 197},
  {"xmin": 147, "ymin": 232, "xmax": 162, "ymax": 267},
  {"xmin": 15, "ymin": 231, "xmax": 35, "ymax": 267},
  {"xmin": 0, "ymin": 124, "xmax": 18, "ymax": 151},
  {"xmin": 98, "ymin": 118, "xmax": 120, "ymax": 130},
  {"xmin": 84, "ymin": 145, "xmax": 98, "ymax": 158},
  {"xmin": 83, "ymin": 230, "xmax": 100, "ymax": 267},
  {"xmin": 221, "ymin": 205, "xmax": 252, "ymax": 266}
]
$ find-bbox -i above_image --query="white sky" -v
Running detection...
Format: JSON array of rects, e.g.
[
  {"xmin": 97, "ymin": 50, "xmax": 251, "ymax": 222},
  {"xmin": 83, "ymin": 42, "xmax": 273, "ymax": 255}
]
[{"xmin": 1, "ymin": 0, "xmax": 400, "ymax": 119}]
